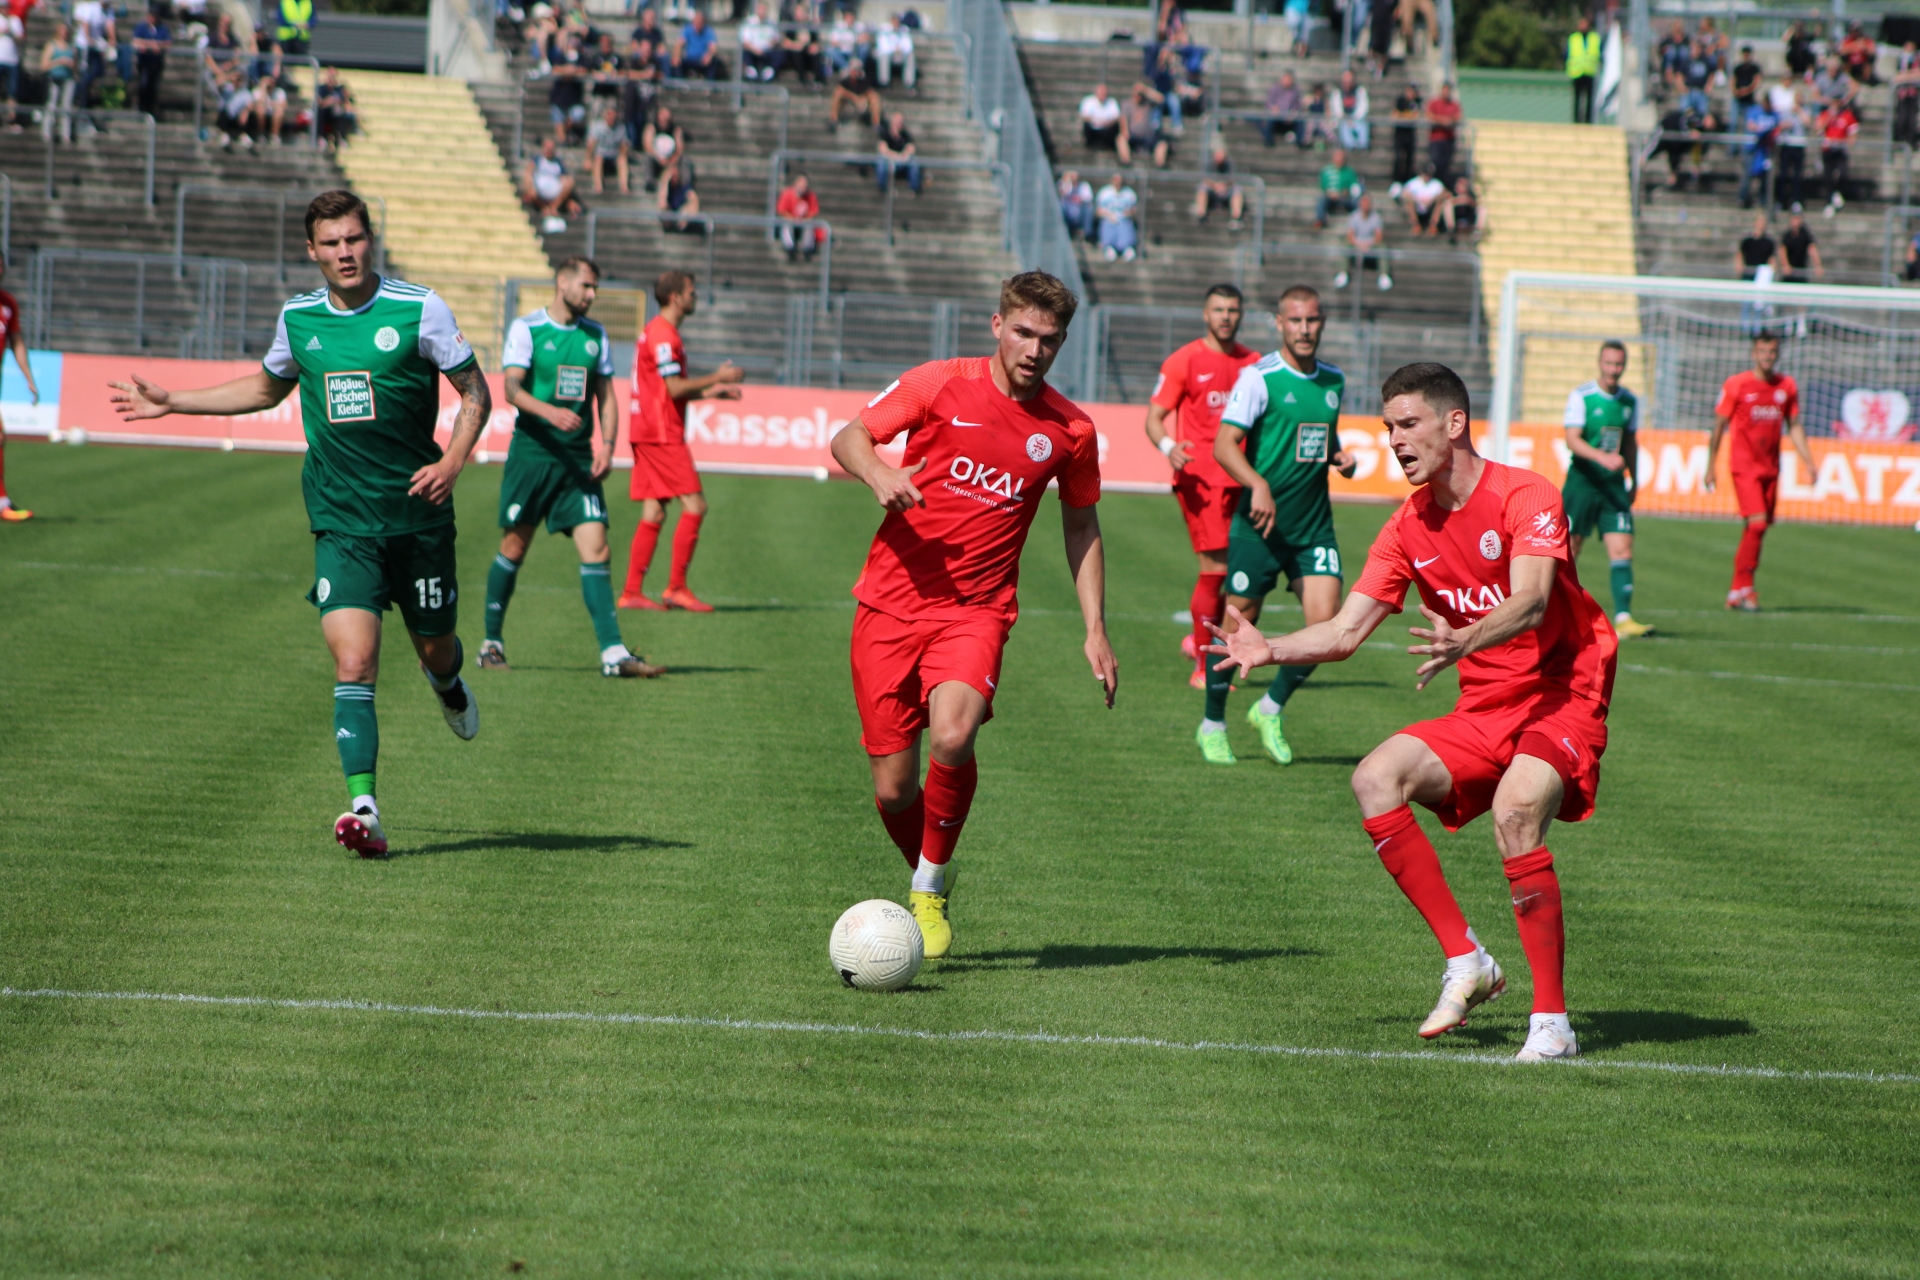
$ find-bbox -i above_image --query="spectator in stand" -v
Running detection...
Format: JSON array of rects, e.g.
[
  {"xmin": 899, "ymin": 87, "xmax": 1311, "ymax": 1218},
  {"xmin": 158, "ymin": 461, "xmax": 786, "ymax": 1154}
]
[
  {"xmin": 316, "ymin": 65, "xmax": 355, "ymax": 149},
  {"xmin": 1769, "ymin": 72, "xmax": 1808, "ymax": 210},
  {"xmin": 1567, "ymin": 13, "xmax": 1601, "ymax": 124},
  {"xmin": 1738, "ymin": 91, "xmax": 1777, "ymax": 209},
  {"xmin": 1695, "ymin": 15, "xmax": 1729, "ymax": 72},
  {"xmin": 586, "ymin": 103, "xmax": 630, "ymax": 194},
  {"xmin": 674, "ymin": 10, "xmax": 725, "ymax": 81},
  {"xmin": 1677, "ymin": 37, "xmax": 1713, "ymax": 115},
  {"xmin": 587, "ymin": 32, "xmax": 625, "ymax": 109},
  {"xmin": 623, "ymin": 37, "xmax": 660, "ymax": 144},
  {"xmin": 776, "ymin": 171, "xmax": 822, "ymax": 259},
  {"xmin": 1819, "ymin": 98, "xmax": 1858, "ymax": 214},
  {"xmin": 779, "ymin": 0, "xmax": 824, "ymax": 85},
  {"xmin": 1775, "ymin": 212, "xmax": 1820, "ymax": 282},
  {"xmin": 524, "ymin": 136, "xmax": 581, "ymax": 231},
  {"xmin": 1443, "ymin": 174, "xmax": 1481, "ymax": 241},
  {"xmin": 1258, "ymin": 69, "xmax": 1302, "ymax": 147},
  {"xmin": 71, "ymin": 0, "xmax": 111, "ymax": 111},
  {"xmin": 824, "ymin": 8, "xmax": 859, "ymax": 76},
  {"xmin": 629, "ymin": 7, "xmax": 666, "ymax": 62},
  {"xmin": 1840, "ymin": 22, "xmax": 1878, "ymax": 84},
  {"xmin": 1731, "ymin": 44, "xmax": 1763, "ymax": 114},
  {"xmin": 1425, "ymin": 79, "xmax": 1461, "ymax": 181},
  {"xmin": 1336, "ymin": 193, "xmax": 1390, "ymax": 290},
  {"xmin": 1118, "ymin": 84, "xmax": 1168, "ymax": 167},
  {"xmin": 1400, "ymin": 0, "xmax": 1439, "ymax": 57},
  {"xmin": 1314, "ymin": 146, "xmax": 1361, "ymax": 229},
  {"xmin": 39, "ymin": 24, "xmax": 77, "ymax": 143},
  {"xmin": 251, "ymin": 71, "xmax": 288, "ymax": 144},
  {"xmin": 658, "ymin": 150, "xmax": 700, "ymax": 230},
  {"xmin": 1148, "ymin": 42, "xmax": 1202, "ymax": 135},
  {"xmin": 1784, "ymin": 21, "xmax": 1818, "ymax": 79},
  {"xmin": 1736, "ymin": 213, "xmax": 1776, "ymax": 281},
  {"xmin": 1191, "ymin": 142, "xmax": 1244, "ymax": 227},
  {"xmin": 1156, "ymin": 0, "xmax": 1188, "ymax": 46},
  {"xmin": 524, "ymin": 1, "xmax": 558, "ymax": 75},
  {"xmin": 213, "ymin": 67, "xmax": 253, "ymax": 149},
  {"xmin": 1369, "ymin": 0, "xmax": 1397, "ymax": 77},
  {"xmin": 1897, "ymin": 42, "xmax": 1920, "ymax": 145},
  {"xmin": 276, "ymin": 0, "xmax": 312, "ymax": 56},
  {"xmin": 1813, "ymin": 55, "xmax": 1857, "ymax": 111},
  {"xmin": 1656, "ymin": 98, "xmax": 1719, "ymax": 189},
  {"xmin": 1905, "ymin": 230, "xmax": 1920, "ymax": 282},
  {"xmin": 1300, "ymin": 79, "xmax": 1330, "ymax": 145},
  {"xmin": 828, "ymin": 54, "xmax": 881, "ymax": 129},
  {"xmin": 875, "ymin": 14, "xmax": 914, "ymax": 90},
  {"xmin": 1095, "ymin": 171, "xmax": 1138, "ymax": 262},
  {"xmin": 549, "ymin": 31, "xmax": 587, "ymax": 142},
  {"xmin": 643, "ymin": 104, "xmax": 686, "ymax": 191},
  {"xmin": 1657, "ymin": 19, "xmax": 1690, "ymax": 94},
  {"xmin": 1401, "ymin": 162, "xmax": 1446, "ymax": 236},
  {"xmin": 1058, "ymin": 168, "xmax": 1094, "ymax": 240},
  {"xmin": 130, "ymin": 6, "xmax": 168, "ymax": 121},
  {"xmin": 1389, "ymin": 81, "xmax": 1422, "ymax": 186},
  {"xmin": 740, "ymin": 4, "xmax": 782, "ymax": 81},
  {"xmin": 1330, "ymin": 67, "xmax": 1370, "ymax": 150},
  {"xmin": 0, "ymin": 6, "xmax": 23, "ymax": 132},
  {"xmin": 876, "ymin": 110, "xmax": 922, "ymax": 194},
  {"xmin": 1080, "ymin": 82, "xmax": 1121, "ymax": 151},
  {"xmin": 1282, "ymin": 0, "xmax": 1311, "ymax": 59}
]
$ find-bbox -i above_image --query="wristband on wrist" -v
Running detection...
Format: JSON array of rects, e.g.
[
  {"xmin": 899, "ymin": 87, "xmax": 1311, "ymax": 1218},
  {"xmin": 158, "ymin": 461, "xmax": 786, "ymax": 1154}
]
[{"xmin": 1158, "ymin": 436, "xmax": 1176, "ymax": 456}]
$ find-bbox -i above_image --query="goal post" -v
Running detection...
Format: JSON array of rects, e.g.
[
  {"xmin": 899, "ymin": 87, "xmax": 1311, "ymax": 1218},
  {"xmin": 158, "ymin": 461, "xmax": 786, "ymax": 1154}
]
[{"xmin": 1490, "ymin": 272, "xmax": 1920, "ymax": 524}]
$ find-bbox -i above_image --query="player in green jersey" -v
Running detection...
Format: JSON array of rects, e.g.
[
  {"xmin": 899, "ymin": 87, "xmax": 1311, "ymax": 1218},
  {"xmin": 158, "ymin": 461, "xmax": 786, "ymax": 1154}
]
[
  {"xmin": 480, "ymin": 257, "xmax": 665, "ymax": 679},
  {"xmin": 109, "ymin": 190, "xmax": 493, "ymax": 858},
  {"xmin": 1561, "ymin": 341, "xmax": 1651, "ymax": 638},
  {"xmin": 1199, "ymin": 284, "xmax": 1356, "ymax": 766}
]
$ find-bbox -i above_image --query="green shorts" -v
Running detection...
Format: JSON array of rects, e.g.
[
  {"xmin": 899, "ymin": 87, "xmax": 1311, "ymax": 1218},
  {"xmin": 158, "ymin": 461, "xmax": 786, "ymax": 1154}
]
[
  {"xmin": 1562, "ymin": 473, "xmax": 1634, "ymax": 538},
  {"xmin": 1225, "ymin": 513, "xmax": 1342, "ymax": 600},
  {"xmin": 308, "ymin": 524, "xmax": 460, "ymax": 636},
  {"xmin": 498, "ymin": 451, "xmax": 608, "ymax": 535}
]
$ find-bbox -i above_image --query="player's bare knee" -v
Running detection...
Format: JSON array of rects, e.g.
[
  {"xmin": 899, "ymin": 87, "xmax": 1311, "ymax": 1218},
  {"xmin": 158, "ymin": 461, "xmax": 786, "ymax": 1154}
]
[
  {"xmin": 1493, "ymin": 803, "xmax": 1546, "ymax": 852},
  {"xmin": 1350, "ymin": 753, "xmax": 1404, "ymax": 813},
  {"xmin": 927, "ymin": 724, "xmax": 977, "ymax": 766}
]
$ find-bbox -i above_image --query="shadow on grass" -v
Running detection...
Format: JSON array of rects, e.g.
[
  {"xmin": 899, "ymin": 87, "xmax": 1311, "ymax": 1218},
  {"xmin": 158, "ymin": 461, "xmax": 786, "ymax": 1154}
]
[
  {"xmin": 1575, "ymin": 1009, "xmax": 1759, "ymax": 1051},
  {"xmin": 1289, "ymin": 755, "xmax": 1367, "ymax": 766},
  {"xmin": 940, "ymin": 945, "xmax": 1319, "ymax": 972},
  {"xmin": 1288, "ymin": 680, "xmax": 1393, "ymax": 690},
  {"xmin": 399, "ymin": 831, "xmax": 693, "ymax": 857}
]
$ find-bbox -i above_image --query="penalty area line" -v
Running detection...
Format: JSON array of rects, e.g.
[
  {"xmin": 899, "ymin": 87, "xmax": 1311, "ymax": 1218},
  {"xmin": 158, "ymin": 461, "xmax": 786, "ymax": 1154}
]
[{"xmin": 2, "ymin": 986, "xmax": 1914, "ymax": 1087}]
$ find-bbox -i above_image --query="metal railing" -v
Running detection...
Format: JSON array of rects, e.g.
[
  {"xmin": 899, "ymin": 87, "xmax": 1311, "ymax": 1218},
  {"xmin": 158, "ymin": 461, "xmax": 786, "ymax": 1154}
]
[
  {"xmin": 1881, "ymin": 202, "xmax": 1920, "ymax": 283},
  {"xmin": 766, "ymin": 149, "xmax": 1012, "ymax": 248},
  {"xmin": 1632, "ymin": 128, "xmax": 1918, "ymax": 218},
  {"xmin": 511, "ymin": 76, "xmax": 792, "ymax": 162},
  {"xmin": 746, "ymin": 21, "xmax": 971, "ymax": 117},
  {"xmin": 26, "ymin": 248, "xmax": 274, "ymax": 358},
  {"xmin": 42, "ymin": 109, "xmax": 156, "ymax": 205},
  {"xmin": 172, "ymin": 185, "xmax": 389, "ymax": 281},
  {"xmin": 1, "ymin": 174, "xmax": 9, "ymax": 266},
  {"xmin": 194, "ymin": 52, "xmax": 323, "ymax": 148},
  {"xmin": 582, "ymin": 207, "xmax": 834, "ymax": 307},
  {"xmin": 1057, "ymin": 164, "xmax": 1267, "ymax": 265}
]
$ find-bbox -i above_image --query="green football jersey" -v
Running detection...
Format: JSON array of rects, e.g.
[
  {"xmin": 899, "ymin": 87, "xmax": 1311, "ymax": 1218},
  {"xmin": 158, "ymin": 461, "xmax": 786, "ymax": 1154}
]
[
  {"xmin": 501, "ymin": 305, "xmax": 615, "ymax": 465},
  {"xmin": 264, "ymin": 276, "xmax": 478, "ymax": 537},
  {"xmin": 1220, "ymin": 352, "xmax": 1345, "ymax": 535},
  {"xmin": 1562, "ymin": 379, "xmax": 1638, "ymax": 494}
]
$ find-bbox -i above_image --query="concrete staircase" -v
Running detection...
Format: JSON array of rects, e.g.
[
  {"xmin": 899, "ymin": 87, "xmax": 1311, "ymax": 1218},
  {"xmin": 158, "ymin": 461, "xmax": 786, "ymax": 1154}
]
[{"xmin": 332, "ymin": 70, "xmax": 551, "ymax": 368}]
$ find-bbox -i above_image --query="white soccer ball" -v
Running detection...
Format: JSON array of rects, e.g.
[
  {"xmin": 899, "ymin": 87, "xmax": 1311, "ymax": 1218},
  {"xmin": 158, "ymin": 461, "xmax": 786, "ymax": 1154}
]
[
  {"xmin": 829, "ymin": 899, "xmax": 923, "ymax": 991},
  {"xmin": 65, "ymin": 427, "xmax": 87, "ymax": 446}
]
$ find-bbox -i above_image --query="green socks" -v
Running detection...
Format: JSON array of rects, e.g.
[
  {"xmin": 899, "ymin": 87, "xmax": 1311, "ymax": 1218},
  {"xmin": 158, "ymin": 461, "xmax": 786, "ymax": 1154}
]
[
  {"xmin": 485, "ymin": 553, "xmax": 520, "ymax": 642},
  {"xmin": 1609, "ymin": 559, "xmax": 1634, "ymax": 619},
  {"xmin": 1204, "ymin": 641, "xmax": 1234, "ymax": 721},
  {"xmin": 1270, "ymin": 663, "xmax": 1318, "ymax": 707},
  {"xmin": 334, "ymin": 682, "xmax": 378, "ymax": 802},
  {"xmin": 580, "ymin": 562, "xmax": 624, "ymax": 651}
]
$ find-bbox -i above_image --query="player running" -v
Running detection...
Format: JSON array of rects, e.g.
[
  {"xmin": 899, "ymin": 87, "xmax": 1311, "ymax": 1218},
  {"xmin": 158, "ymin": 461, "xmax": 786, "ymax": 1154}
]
[
  {"xmin": 1706, "ymin": 332, "xmax": 1814, "ymax": 611},
  {"xmin": 1562, "ymin": 340, "xmax": 1652, "ymax": 638},
  {"xmin": 1197, "ymin": 285, "xmax": 1355, "ymax": 767},
  {"xmin": 829, "ymin": 271, "xmax": 1118, "ymax": 959},
  {"xmin": 480, "ymin": 257, "xmax": 664, "ymax": 678},
  {"xmin": 0, "ymin": 253, "xmax": 42, "ymax": 522},
  {"xmin": 109, "ymin": 190, "xmax": 490, "ymax": 859},
  {"xmin": 619, "ymin": 269, "xmax": 743, "ymax": 613},
  {"xmin": 1213, "ymin": 363, "xmax": 1617, "ymax": 1062},
  {"xmin": 1144, "ymin": 283, "xmax": 1261, "ymax": 689}
]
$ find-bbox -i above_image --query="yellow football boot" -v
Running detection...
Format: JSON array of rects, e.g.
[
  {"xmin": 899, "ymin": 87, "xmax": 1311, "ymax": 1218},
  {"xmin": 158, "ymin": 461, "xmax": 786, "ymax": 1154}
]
[{"xmin": 909, "ymin": 870, "xmax": 955, "ymax": 959}]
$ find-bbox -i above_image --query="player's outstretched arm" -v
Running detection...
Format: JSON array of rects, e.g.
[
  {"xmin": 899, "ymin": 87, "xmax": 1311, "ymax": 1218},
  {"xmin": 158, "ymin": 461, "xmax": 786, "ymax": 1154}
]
[
  {"xmin": 409, "ymin": 363, "xmax": 492, "ymax": 505},
  {"xmin": 1209, "ymin": 590, "xmax": 1392, "ymax": 676},
  {"xmin": 1062, "ymin": 502, "xmax": 1118, "ymax": 707},
  {"xmin": 1407, "ymin": 555, "xmax": 1553, "ymax": 690},
  {"xmin": 831, "ymin": 417, "xmax": 926, "ymax": 510},
  {"xmin": 109, "ymin": 370, "xmax": 296, "ymax": 419}
]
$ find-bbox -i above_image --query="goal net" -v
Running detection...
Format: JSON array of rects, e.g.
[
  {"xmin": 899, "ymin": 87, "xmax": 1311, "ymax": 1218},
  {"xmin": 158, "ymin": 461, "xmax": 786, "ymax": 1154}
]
[{"xmin": 1488, "ymin": 272, "xmax": 1920, "ymax": 524}]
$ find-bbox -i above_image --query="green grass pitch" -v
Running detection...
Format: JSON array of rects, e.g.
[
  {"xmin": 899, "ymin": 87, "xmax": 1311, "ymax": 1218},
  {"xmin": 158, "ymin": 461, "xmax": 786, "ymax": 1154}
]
[{"xmin": 1, "ymin": 443, "xmax": 1917, "ymax": 1277}]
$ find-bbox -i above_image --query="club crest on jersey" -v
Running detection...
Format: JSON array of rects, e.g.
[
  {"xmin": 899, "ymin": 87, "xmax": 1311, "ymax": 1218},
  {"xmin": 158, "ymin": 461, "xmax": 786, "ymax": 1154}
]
[
  {"xmin": 585, "ymin": 339, "xmax": 599, "ymax": 356},
  {"xmin": 1479, "ymin": 529, "xmax": 1503, "ymax": 560},
  {"xmin": 374, "ymin": 325, "xmax": 401, "ymax": 353},
  {"xmin": 1026, "ymin": 433, "xmax": 1053, "ymax": 462},
  {"xmin": 1324, "ymin": 389, "xmax": 1340, "ymax": 408}
]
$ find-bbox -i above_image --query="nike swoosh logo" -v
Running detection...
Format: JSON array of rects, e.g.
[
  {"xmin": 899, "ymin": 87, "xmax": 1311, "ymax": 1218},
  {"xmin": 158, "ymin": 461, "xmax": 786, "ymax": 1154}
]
[
  {"xmin": 950, "ymin": 416, "xmax": 984, "ymax": 427},
  {"xmin": 1414, "ymin": 556, "xmax": 1441, "ymax": 569},
  {"xmin": 1196, "ymin": 373, "xmax": 1214, "ymax": 382},
  {"xmin": 1374, "ymin": 838, "xmax": 1390, "ymax": 853},
  {"xmin": 937, "ymin": 819, "xmax": 962, "ymax": 828}
]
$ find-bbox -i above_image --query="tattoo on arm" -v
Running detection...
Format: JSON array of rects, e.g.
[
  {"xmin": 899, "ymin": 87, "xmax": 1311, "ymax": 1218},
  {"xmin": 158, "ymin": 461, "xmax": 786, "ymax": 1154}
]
[{"xmin": 445, "ymin": 363, "xmax": 492, "ymax": 459}]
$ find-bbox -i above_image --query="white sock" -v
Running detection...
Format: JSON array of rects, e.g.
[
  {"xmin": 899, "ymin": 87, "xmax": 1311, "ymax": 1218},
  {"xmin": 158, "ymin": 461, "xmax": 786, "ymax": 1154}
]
[
  {"xmin": 1255, "ymin": 693, "xmax": 1282, "ymax": 716},
  {"xmin": 0, "ymin": 496, "xmax": 11, "ymax": 511},
  {"xmin": 1199, "ymin": 718, "xmax": 1228, "ymax": 734},
  {"xmin": 1529, "ymin": 1012, "xmax": 1573, "ymax": 1037},
  {"xmin": 601, "ymin": 643, "xmax": 633, "ymax": 664},
  {"xmin": 1445, "ymin": 927, "xmax": 1487, "ymax": 975},
  {"xmin": 911, "ymin": 859, "xmax": 947, "ymax": 894},
  {"xmin": 351, "ymin": 795, "xmax": 378, "ymax": 817}
]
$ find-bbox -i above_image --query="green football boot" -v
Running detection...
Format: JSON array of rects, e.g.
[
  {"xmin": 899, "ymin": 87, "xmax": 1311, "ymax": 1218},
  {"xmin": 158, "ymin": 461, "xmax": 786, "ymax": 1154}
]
[
  {"xmin": 1246, "ymin": 701, "xmax": 1293, "ymax": 765},
  {"xmin": 1195, "ymin": 723, "xmax": 1236, "ymax": 765}
]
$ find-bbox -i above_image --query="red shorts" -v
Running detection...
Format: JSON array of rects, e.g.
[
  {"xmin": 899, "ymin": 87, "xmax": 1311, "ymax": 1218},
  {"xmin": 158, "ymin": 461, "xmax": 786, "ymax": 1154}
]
[
  {"xmin": 1732, "ymin": 469, "xmax": 1778, "ymax": 524},
  {"xmin": 1400, "ymin": 689, "xmax": 1609, "ymax": 832},
  {"xmin": 629, "ymin": 441, "xmax": 701, "ymax": 501},
  {"xmin": 849, "ymin": 604, "xmax": 1008, "ymax": 756},
  {"xmin": 1173, "ymin": 471, "xmax": 1241, "ymax": 554}
]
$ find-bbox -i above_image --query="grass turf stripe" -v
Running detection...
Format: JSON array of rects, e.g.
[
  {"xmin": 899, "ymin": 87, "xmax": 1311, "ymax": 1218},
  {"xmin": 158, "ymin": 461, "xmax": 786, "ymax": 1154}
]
[{"xmin": 4, "ymin": 986, "xmax": 1913, "ymax": 1087}]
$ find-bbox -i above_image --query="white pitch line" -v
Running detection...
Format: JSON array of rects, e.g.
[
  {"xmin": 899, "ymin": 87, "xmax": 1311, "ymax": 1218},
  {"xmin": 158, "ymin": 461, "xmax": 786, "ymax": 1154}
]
[
  {"xmin": 1618, "ymin": 663, "xmax": 1920, "ymax": 693},
  {"xmin": 6, "ymin": 560, "xmax": 296, "ymax": 583},
  {"xmin": 2, "ymin": 986, "xmax": 1912, "ymax": 1087}
]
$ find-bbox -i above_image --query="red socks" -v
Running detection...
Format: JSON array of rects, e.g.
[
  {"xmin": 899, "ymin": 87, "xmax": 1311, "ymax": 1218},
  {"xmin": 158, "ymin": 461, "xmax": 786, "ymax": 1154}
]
[
  {"xmin": 920, "ymin": 758, "xmax": 977, "ymax": 867},
  {"xmin": 668, "ymin": 511, "xmax": 704, "ymax": 592},
  {"xmin": 1362, "ymin": 805, "xmax": 1475, "ymax": 958},
  {"xmin": 0, "ymin": 437, "xmax": 8, "ymax": 498},
  {"xmin": 1191, "ymin": 571, "xmax": 1226, "ymax": 656},
  {"xmin": 624, "ymin": 520, "xmax": 663, "ymax": 598},
  {"xmin": 1732, "ymin": 521, "xmax": 1766, "ymax": 592},
  {"xmin": 876, "ymin": 793, "xmax": 924, "ymax": 869},
  {"xmin": 1505, "ymin": 847, "xmax": 1566, "ymax": 1014}
]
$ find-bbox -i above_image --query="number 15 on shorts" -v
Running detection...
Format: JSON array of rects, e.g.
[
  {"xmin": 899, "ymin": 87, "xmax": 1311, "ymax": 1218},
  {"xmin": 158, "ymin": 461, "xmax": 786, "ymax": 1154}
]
[{"xmin": 416, "ymin": 577, "xmax": 445, "ymax": 609}]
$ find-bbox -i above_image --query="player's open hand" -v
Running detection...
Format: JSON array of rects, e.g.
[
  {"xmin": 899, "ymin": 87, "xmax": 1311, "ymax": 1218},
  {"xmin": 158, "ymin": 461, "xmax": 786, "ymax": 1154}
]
[
  {"xmin": 868, "ymin": 458, "xmax": 926, "ymax": 511},
  {"xmin": 1407, "ymin": 603, "xmax": 1467, "ymax": 690},
  {"xmin": 109, "ymin": 375, "xmax": 171, "ymax": 420},
  {"xmin": 1207, "ymin": 605, "xmax": 1273, "ymax": 677},
  {"xmin": 1332, "ymin": 447, "xmax": 1358, "ymax": 480},
  {"xmin": 1085, "ymin": 629, "xmax": 1118, "ymax": 708},
  {"xmin": 1247, "ymin": 481, "xmax": 1278, "ymax": 536},
  {"xmin": 408, "ymin": 457, "xmax": 463, "ymax": 505}
]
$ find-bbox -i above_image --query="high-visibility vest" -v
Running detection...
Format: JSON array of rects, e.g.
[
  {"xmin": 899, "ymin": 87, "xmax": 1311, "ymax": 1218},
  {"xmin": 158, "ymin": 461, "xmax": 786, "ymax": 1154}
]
[
  {"xmin": 278, "ymin": 0, "xmax": 313, "ymax": 42},
  {"xmin": 1567, "ymin": 30, "xmax": 1602, "ymax": 79}
]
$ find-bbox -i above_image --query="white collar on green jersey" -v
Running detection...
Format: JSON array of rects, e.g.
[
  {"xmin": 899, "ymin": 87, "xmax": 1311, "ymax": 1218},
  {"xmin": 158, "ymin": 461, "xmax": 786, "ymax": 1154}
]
[
  {"xmin": 317, "ymin": 275, "xmax": 426, "ymax": 318},
  {"xmin": 1274, "ymin": 353, "xmax": 1329, "ymax": 380},
  {"xmin": 526, "ymin": 306, "xmax": 581, "ymax": 332}
]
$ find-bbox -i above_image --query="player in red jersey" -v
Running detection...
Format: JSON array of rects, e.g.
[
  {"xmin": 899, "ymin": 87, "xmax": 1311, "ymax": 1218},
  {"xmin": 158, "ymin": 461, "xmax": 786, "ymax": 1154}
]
[
  {"xmin": 0, "ymin": 253, "xmax": 43, "ymax": 522},
  {"xmin": 830, "ymin": 271, "xmax": 1118, "ymax": 960},
  {"xmin": 1705, "ymin": 332, "xmax": 1814, "ymax": 612},
  {"xmin": 1144, "ymin": 283, "xmax": 1262, "ymax": 688},
  {"xmin": 1213, "ymin": 363, "xmax": 1617, "ymax": 1062},
  {"xmin": 620, "ymin": 268, "xmax": 743, "ymax": 612}
]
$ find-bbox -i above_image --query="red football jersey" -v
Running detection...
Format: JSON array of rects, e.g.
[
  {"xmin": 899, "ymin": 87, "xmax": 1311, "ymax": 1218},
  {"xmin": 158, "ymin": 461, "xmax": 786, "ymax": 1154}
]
[
  {"xmin": 851, "ymin": 357, "xmax": 1102, "ymax": 623},
  {"xmin": 1715, "ymin": 369, "xmax": 1798, "ymax": 478},
  {"xmin": 629, "ymin": 314, "xmax": 689, "ymax": 446},
  {"xmin": 1149, "ymin": 338, "xmax": 1260, "ymax": 487},
  {"xmin": 0, "ymin": 289, "xmax": 18, "ymax": 349},
  {"xmin": 1353, "ymin": 461, "xmax": 1617, "ymax": 711}
]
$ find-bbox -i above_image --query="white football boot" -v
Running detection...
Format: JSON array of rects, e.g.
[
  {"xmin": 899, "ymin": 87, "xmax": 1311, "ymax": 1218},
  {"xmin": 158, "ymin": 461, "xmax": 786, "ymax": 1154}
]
[
  {"xmin": 1514, "ymin": 1014, "xmax": 1581, "ymax": 1062},
  {"xmin": 334, "ymin": 807, "xmax": 389, "ymax": 858},
  {"xmin": 1418, "ymin": 952, "xmax": 1506, "ymax": 1039},
  {"xmin": 428, "ymin": 671, "xmax": 480, "ymax": 740}
]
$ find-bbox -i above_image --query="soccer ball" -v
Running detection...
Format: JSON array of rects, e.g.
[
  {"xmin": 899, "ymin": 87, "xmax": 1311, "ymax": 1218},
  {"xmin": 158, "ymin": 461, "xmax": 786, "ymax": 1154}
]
[{"xmin": 829, "ymin": 899, "xmax": 923, "ymax": 991}]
